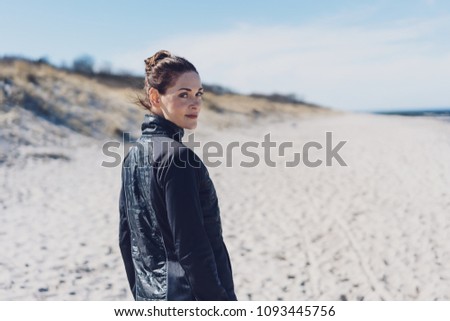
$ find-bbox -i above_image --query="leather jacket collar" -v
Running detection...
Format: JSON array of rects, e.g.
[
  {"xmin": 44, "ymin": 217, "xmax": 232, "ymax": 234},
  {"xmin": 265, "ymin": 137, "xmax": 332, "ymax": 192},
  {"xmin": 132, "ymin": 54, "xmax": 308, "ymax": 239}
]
[{"xmin": 141, "ymin": 113, "xmax": 185, "ymax": 142}]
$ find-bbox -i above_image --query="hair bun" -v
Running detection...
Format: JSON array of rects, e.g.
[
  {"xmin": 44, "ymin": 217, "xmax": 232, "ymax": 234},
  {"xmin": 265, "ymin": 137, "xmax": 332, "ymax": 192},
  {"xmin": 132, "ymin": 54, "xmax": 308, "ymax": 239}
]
[{"xmin": 145, "ymin": 50, "xmax": 172, "ymax": 71}]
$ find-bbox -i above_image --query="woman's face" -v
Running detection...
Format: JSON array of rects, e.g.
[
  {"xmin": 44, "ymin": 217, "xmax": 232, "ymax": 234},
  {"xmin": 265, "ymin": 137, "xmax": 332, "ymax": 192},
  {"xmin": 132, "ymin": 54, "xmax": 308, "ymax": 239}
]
[{"xmin": 153, "ymin": 71, "xmax": 203, "ymax": 130}]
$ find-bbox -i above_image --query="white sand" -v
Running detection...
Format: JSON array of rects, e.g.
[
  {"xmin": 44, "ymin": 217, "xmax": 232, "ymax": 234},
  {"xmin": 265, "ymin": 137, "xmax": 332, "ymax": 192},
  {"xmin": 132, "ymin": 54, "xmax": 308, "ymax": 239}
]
[{"xmin": 1, "ymin": 113, "xmax": 450, "ymax": 300}]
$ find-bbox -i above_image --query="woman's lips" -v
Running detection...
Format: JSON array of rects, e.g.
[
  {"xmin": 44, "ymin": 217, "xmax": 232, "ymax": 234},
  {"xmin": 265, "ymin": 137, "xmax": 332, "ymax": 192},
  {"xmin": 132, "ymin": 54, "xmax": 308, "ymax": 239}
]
[{"xmin": 186, "ymin": 114, "xmax": 198, "ymax": 119}]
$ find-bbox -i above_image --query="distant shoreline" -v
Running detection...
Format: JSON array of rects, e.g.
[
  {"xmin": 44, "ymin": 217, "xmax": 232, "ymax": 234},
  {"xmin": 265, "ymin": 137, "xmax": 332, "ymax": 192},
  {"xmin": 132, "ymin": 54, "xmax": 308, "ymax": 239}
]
[{"xmin": 371, "ymin": 108, "xmax": 450, "ymax": 117}]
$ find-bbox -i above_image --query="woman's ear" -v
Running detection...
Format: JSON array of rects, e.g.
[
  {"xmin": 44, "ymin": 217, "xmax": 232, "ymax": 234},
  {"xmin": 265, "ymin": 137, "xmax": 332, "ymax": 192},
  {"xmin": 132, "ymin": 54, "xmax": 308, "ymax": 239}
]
[{"xmin": 149, "ymin": 87, "xmax": 161, "ymax": 108}]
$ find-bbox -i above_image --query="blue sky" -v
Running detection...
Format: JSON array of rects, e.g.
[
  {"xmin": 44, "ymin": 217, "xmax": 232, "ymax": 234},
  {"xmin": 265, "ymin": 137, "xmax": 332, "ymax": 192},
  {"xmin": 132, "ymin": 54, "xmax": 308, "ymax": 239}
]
[{"xmin": 1, "ymin": 0, "xmax": 450, "ymax": 111}]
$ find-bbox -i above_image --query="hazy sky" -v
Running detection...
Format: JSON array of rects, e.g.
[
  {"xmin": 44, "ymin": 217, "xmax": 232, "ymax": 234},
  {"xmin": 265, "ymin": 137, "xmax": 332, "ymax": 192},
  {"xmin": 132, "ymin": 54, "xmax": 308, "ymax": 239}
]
[{"xmin": 1, "ymin": 0, "xmax": 449, "ymax": 111}]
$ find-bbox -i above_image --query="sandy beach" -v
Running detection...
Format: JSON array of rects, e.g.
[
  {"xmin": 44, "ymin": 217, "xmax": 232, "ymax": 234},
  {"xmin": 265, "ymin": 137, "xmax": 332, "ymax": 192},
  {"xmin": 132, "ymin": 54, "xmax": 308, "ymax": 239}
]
[{"xmin": 1, "ymin": 112, "xmax": 450, "ymax": 300}]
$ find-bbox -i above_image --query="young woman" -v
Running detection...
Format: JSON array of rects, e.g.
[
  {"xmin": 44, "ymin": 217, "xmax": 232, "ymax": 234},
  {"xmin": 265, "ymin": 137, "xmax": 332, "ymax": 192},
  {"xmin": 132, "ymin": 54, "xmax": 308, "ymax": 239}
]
[{"xmin": 119, "ymin": 50, "xmax": 237, "ymax": 301}]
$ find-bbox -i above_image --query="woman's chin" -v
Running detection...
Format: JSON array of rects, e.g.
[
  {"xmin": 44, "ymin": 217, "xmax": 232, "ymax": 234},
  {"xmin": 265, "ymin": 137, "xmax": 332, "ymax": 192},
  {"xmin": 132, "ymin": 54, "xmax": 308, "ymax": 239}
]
[{"xmin": 183, "ymin": 119, "xmax": 198, "ymax": 130}]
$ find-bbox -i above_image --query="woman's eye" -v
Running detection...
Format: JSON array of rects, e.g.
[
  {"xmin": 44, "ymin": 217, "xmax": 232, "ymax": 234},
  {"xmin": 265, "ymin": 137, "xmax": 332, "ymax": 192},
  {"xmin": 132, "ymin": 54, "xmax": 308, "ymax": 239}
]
[
  {"xmin": 196, "ymin": 92, "xmax": 204, "ymax": 97},
  {"xmin": 179, "ymin": 93, "xmax": 188, "ymax": 98}
]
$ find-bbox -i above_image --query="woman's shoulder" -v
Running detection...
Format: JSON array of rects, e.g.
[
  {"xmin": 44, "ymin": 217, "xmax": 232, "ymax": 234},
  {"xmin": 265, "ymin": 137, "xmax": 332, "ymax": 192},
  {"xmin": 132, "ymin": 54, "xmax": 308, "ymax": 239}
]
[
  {"xmin": 155, "ymin": 143, "xmax": 205, "ymax": 186},
  {"xmin": 167, "ymin": 143, "xmax": 203, "ymax": 170}
]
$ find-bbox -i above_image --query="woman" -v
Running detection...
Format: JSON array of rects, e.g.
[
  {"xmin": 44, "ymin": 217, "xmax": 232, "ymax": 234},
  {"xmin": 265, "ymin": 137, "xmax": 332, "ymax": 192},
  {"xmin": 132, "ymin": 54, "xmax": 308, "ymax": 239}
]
[{"xmin": 119, "ymin": 50, "xmax": 237, "ymax": 301}]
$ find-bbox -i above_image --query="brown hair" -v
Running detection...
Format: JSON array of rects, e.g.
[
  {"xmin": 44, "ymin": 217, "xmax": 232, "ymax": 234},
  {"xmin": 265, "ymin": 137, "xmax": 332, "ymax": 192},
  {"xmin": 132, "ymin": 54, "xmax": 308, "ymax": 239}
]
[{"xmin": 137, "ymin": 50, "xmax": 198, "ymax": 112}]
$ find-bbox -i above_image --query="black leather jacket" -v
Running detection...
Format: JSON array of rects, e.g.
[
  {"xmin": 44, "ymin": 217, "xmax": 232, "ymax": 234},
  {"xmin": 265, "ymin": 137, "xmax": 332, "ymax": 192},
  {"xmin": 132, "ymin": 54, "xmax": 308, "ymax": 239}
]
[{"xmin": 119, "ymin": 114, "xmax": 237, "ymax": 301}]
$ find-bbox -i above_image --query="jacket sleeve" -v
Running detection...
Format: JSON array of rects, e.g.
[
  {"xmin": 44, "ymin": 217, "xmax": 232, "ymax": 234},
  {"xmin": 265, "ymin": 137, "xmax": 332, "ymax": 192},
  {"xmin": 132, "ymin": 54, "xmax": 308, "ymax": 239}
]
[
  {"xmin": 211, "ymin": 241, "xmax": 238, "ymax": 300},
  {"xmin": 118, "ymin": 181, "xmax": 136, "ymax": 299},
  {"xmin": 200, "ymin": 172, "xmax": 238, "ymax": 300},
  {"xmin": 163, "ymin": 148, "xmax": 229, "ymax": 300}
]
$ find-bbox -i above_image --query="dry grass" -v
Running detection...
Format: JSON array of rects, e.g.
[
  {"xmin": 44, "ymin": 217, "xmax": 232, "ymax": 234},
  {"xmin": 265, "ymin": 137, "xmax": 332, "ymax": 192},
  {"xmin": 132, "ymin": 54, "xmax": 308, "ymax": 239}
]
[
  {"xmin": 0, "ymin": 58, "xmax": 337, "ymax": 146},
  {"xmin": 0, "ymin": 59, "xmax": 143, "ymax": 140}
]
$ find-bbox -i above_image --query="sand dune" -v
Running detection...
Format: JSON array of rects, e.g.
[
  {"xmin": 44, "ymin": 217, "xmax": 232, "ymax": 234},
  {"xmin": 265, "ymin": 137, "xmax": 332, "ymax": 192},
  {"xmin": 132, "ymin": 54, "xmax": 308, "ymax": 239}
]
[{"xmin": 1, "ymin": 112, "xmax": 449, "ymax": 300}]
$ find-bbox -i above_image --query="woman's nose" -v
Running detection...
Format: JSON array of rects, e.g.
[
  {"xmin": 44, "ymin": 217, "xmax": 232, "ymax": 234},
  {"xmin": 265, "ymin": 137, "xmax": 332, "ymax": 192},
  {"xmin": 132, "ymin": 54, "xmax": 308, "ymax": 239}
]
[{"xmin": 190, "ymin": 97, "xmax": 202, "ymax": 108}]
